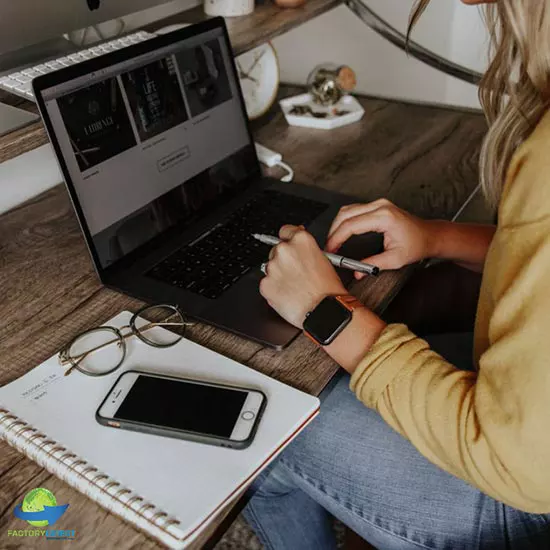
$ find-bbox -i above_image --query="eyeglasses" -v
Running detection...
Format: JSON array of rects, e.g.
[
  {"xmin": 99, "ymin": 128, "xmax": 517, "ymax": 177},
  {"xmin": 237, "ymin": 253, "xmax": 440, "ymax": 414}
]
[{"xmin": 58, "ymin": 304, "xmax": 195, "ymax": 377}]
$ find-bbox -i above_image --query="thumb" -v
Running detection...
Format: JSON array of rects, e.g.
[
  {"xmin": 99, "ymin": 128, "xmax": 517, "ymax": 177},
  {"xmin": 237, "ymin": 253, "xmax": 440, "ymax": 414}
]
[{"xmin": 354, "ymin": 249, "xmax": 404, "ymax": 279}]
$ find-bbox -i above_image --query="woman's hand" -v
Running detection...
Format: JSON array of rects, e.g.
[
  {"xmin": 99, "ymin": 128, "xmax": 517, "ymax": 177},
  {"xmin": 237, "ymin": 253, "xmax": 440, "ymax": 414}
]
[
  {"xmin": 259, "ymin": 225, "xmax": 347, "ymax": 328},
  {"xmin": 325, "ymin": 199, "xmax": 435, "ymax": 279}
]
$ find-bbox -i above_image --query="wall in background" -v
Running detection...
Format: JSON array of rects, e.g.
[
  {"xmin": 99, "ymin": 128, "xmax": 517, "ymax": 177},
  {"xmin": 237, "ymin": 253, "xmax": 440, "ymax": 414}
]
[
  {"xmin": 121, "ymin": 0, "xmax": 199, "ymax": 29},
  {"xmin": 273, "ymin": 0, "xmax": 488, "ymax": 109}
]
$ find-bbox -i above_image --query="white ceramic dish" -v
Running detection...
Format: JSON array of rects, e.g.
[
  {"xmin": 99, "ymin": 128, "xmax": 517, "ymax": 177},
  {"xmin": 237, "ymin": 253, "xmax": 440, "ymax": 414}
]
[{"xmin": 279, "ymin": 92, "xmax": 365, "ymax": 130}]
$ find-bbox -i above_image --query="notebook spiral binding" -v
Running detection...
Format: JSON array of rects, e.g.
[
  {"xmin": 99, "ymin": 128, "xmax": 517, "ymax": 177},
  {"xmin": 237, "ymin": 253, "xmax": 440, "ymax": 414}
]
[{"xmin": 0, "ymin": 408, "xmax": 185, "ymax": 544}]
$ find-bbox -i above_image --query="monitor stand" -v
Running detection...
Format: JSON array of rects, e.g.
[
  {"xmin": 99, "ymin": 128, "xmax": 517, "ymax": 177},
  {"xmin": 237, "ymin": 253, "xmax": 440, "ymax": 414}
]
[{"xmin": 0, "ymin": 103, "xmax": 39, "ymax": 138}]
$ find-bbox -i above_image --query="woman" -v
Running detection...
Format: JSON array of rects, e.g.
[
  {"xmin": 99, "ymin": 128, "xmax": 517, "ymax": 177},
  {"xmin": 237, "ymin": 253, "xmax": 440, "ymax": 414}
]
[{"xmin": 243, "ymin": 0, "xmax": 550, "ymax": 548}]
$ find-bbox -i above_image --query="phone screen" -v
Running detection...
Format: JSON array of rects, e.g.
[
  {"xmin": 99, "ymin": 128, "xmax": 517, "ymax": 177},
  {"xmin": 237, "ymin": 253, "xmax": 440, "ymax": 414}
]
[{"xmin": 114, "ymin": 375, "xmax": 248, "ymax": 437}]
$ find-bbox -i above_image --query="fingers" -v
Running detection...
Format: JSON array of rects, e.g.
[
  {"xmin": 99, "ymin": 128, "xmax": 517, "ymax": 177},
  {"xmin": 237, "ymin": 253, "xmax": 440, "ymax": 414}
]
[
  {"xmin": 327, "ymin": 199, "xmax": 393, "ymax": 242},
  {"xmin": 265, "ymin": 225, "xmax": 298, "ymax": 262},
  {"xmin": 259, "ymin": 276, "xmax": 271, "ymax": 300},
  {"xmin": 354, "ymin": 249, "xmax": 405, "ymax": 279},
  {"xmin": 325, "ymin": 208, "xmax": 389, "ymax": 253},
  {"xmin": 267, "ymin": 224, "xmax": 307, "ymax": 265},
  {"xmin": 279, "ymin": 224, "xmax": 305, "ymax": 241}
]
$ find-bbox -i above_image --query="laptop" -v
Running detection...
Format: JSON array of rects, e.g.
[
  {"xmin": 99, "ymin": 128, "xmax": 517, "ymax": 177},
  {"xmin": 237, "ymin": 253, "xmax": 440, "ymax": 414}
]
[{"xmin": 33, "ymin": 17, "xmax": 382, "ymax": 349}]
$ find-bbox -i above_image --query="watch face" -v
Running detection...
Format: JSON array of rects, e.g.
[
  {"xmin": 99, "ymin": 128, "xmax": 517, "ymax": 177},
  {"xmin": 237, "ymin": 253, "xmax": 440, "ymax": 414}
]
[{"xmin": 303, "ymin": 297, "xmax": 352, "ymax": 346}]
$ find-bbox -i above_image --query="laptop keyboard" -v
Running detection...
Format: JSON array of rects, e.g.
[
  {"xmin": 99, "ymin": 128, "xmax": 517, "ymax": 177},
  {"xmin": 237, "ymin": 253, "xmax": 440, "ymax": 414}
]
[{"xmin": 147, "ymin": 190, "xmax": 328, "ymax": 300}]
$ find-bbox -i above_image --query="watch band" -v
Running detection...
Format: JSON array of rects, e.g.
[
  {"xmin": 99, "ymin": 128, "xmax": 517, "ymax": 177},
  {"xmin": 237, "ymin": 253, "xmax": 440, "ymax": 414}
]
[
  {"xmin": 334, "ymin": 294, "xmax": 364, "ymax": 312},
  {"xmin": 304, "ymin": 330, "xmax": 320, "ymax": 345}
]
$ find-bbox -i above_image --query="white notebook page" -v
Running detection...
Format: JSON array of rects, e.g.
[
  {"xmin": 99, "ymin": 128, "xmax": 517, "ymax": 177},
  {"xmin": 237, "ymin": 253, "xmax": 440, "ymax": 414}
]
[{"xmin": 0, "ymin": 312, "xmax": 319, "ymax": 545}]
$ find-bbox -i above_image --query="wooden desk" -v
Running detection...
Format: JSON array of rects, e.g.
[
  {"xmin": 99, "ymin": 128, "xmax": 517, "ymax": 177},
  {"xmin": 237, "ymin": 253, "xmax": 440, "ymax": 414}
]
[{"xmin": 0, "ymin": 86, "xmax": 487, "ymax": 548}]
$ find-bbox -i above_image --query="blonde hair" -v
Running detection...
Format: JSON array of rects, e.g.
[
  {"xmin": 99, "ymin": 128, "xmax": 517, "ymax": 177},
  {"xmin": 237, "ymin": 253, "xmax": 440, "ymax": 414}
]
[{"xmin": 409, "ymin": 1, "xmax": 550, "ymax": 210}]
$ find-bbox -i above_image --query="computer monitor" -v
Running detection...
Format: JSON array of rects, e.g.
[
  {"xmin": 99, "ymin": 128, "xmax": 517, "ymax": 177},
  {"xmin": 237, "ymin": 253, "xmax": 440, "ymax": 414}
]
[
  {"xmin": 0, "ymin": 0, "xmax": 193, "ymax": 55},
  {"xmin": 0, "ymin": 0, "xmax": 195, "ymax": 137}
]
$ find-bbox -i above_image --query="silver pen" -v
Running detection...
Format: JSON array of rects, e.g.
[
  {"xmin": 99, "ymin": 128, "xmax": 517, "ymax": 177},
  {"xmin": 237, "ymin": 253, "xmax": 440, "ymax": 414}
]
[{"xmin": 252, "ymin": 233, "xmax": 380, "ymax": 276}]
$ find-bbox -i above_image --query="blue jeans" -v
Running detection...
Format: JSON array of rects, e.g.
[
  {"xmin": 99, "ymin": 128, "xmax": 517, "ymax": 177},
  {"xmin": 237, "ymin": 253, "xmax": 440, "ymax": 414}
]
[{"xmin": 243, "ymin": 333, "xmax": 550, "ymax": 549}]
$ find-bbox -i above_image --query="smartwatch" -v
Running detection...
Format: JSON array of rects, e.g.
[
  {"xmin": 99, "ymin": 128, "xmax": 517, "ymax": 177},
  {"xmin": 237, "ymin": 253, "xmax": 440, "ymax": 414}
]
[{"xmin": 303, "ymin": 295, "xmax": 363, "ymax": 346}]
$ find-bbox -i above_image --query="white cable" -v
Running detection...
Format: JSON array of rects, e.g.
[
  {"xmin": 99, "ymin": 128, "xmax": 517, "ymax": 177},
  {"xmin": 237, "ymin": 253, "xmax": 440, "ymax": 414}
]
[
  {"xmin": 275, "ymin": 161, "xmax": 294, "ymax": 183},
  {"xmin": 255, "ymin": 142, "xmax": 280, "ymax": 166},
  {"xmin": 255, "ymin": 142, "xmax": 294, "ymax": 183},
  {"xmin": 451, "ymin": 183, "xmax": 481, "ymax": 222},
  {"xmin": 424, "ymin": 183, "xmax": 482, "ymax": 268}
]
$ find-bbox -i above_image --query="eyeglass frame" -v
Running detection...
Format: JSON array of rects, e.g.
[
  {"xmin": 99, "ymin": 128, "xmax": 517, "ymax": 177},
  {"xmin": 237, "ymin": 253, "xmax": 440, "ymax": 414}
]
[{"xmin": 58, "ymin": 304, "xmax": 195, "ymax": 377}]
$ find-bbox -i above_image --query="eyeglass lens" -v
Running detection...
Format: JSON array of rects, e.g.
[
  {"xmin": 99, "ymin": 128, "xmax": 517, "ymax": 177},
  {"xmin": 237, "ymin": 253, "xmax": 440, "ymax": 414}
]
[
  {"xmin": 131, "ymin": 305, "xmax": 186, "ymax": 347},
  {"xmin": 67, "ymin": 326, "xmax": 125, "ymax": 376},
  {"xmin": 64, "ymin": 305, "xmax": 187, "ymax": 376}
]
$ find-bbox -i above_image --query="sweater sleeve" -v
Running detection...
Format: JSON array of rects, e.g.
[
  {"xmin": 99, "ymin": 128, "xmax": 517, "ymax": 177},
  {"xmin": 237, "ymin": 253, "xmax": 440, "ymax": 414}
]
[{"xmin": 350, "ymin": 155, "xmax": 550, "ymax": 513}]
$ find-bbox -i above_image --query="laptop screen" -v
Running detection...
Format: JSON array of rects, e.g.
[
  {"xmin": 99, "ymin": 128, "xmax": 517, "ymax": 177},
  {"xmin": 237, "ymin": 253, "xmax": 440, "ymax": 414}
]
[{"xmin": 41, "ymin": 26, "xmax": 257, "ymax": 269}]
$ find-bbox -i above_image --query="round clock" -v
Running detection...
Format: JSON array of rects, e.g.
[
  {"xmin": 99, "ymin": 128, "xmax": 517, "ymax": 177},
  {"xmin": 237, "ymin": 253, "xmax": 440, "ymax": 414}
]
[{"xmin": 236, "ymin": 43, "xmax": 280, "ymax": 120}]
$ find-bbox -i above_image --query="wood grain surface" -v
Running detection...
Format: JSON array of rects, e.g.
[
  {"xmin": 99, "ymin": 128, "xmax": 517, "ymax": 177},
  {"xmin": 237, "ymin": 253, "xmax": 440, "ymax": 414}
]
[
  {"xmin": 0, "ymin": 86, "xmax": 488, "ymax": 548},
  {"xmin": 146, "ymin": 0, "xmax": 342, "ymax": 56},
  {"xmin": 0, "ymin": 0, "xmax": 341, "ymax": 164},
  {"xmin": 0, "ymin": 90, "xmax": 42, "ymax": 164}
]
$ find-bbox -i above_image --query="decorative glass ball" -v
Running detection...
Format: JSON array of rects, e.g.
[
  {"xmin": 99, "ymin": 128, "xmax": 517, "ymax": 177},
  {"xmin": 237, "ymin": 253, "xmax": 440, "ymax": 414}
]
[{"xmin": 307, "ymin": 64, "xmax": 357, "ymax": 106}]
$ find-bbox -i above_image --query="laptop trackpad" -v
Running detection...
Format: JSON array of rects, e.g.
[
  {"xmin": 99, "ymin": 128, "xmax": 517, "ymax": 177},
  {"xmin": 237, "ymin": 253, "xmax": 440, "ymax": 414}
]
[{"xmin": 203, "ymin": 275, "xmax": 300, "ymax": 349}]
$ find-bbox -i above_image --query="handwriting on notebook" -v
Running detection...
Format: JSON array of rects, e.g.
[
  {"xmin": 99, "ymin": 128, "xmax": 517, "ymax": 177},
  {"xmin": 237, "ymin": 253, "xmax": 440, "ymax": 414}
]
[{"xmin": 21, "ymin": 373, "xmax": 62, "ymax": 402}]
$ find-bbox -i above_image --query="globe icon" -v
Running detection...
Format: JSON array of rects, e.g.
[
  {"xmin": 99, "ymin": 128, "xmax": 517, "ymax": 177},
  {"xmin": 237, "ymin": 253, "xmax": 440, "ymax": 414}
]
[{"xmin": 21, "ymin": 488, "xmax": 57, "ymax": 527}]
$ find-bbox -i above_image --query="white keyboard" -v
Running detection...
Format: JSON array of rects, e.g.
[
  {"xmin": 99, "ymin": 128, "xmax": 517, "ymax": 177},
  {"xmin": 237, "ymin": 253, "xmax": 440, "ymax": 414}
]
[{"xmin": 0, "ymin": 30, "xmax": 155, "ymax": 101}]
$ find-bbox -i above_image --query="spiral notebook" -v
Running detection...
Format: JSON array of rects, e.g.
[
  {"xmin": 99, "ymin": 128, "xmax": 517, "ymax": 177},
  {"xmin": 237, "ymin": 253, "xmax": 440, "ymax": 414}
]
[{"xmin": 0, "ymin": 311, "xmax": 320, "ymax": 548}]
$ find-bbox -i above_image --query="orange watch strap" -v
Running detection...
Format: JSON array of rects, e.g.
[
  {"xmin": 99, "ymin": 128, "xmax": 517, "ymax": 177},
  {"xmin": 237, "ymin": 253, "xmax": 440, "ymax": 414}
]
[
  {"xmin": 334, "ymin": 294, "xmax": 364, "ymax": 312},
  {"xmin": 304, "ymin": 330, "xmax": 320, "ymax": 345}
]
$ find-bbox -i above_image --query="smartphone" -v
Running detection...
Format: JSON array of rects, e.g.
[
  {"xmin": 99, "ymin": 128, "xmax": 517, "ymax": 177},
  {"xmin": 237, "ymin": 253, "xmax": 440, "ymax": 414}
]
[{"xmin": 96, "ymin": 370, "xmax": 266, "ymax": 449}]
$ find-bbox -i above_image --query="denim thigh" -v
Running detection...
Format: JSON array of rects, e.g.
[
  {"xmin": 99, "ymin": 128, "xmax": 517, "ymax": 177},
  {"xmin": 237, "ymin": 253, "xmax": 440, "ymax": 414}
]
[{"xmin": 253, "ymin": 333, "xmax": 550, "ymax": 549}]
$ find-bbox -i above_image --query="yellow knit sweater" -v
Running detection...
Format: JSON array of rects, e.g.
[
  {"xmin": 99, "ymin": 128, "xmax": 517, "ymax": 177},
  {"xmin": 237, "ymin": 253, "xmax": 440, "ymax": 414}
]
[{"xmin": 351, "ymin": 111, "xmax": 550, "ymax": 514}]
